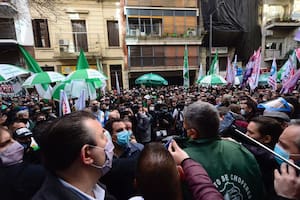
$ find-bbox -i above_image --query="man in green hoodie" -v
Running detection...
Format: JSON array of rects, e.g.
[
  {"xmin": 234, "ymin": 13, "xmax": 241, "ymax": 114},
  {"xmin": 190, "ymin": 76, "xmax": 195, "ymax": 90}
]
[{"xmin": 181, "ymin": 101, "xmax": 265, "ymax": 200}]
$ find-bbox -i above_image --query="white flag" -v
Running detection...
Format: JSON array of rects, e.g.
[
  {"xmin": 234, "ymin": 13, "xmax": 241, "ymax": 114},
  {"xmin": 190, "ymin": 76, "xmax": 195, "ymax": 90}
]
[
  {"xmin": 115, "ymin": 71, "xmax": 120, "ymax": 95},
  {"xmin": 75, "ymin": 90, "xmax": 86, "ymax": 111},
  {"xmin": 59, "ymin": 90, "xmax": 71, "ymax": 116}
]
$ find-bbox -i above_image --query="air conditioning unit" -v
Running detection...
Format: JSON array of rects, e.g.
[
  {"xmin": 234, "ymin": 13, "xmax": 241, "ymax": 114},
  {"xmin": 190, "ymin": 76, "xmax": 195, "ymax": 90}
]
[{"xmin": 59, "ymin": 39, "xmax": 69, "ymax": 46}]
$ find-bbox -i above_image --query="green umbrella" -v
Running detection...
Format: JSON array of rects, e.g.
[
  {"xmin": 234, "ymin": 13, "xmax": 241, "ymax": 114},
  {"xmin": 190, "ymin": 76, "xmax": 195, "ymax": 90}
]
[
  {"xmin": 198, "ymin": 74, "xmax": 227, "ymax": 86},
  {"xmin": 22, "ymin": 72, "xmax": 65, "ymax": 87},
  {"xmin": 0, "ymin": 64, "xmax": 29, "ymax": 81},
  {"xmin": 135, "ymin": 73, "xmax": 168, "ymax": 86},
  {"xmin": 52, "ymin": 81, "xmax": 98, "ymax": 101},
  {"xmin": 76, "ymin": 49, "xmax": 90, "ymax": 70},
  {"xmin": 65, "ymin": 69, "xmax": 107, "ymax": 83}
]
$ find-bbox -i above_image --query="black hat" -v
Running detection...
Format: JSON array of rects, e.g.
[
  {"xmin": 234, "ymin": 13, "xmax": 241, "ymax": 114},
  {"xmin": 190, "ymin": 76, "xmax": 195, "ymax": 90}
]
[{"xmin": 13, "ymin": 127, "xmax": 32, "ymax": 139}]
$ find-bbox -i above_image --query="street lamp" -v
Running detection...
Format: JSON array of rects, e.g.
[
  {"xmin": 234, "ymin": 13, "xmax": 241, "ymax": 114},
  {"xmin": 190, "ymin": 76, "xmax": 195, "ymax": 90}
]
[{"xmin": 209, "ymin": 0, "xmax": 225, "ymax": 67}]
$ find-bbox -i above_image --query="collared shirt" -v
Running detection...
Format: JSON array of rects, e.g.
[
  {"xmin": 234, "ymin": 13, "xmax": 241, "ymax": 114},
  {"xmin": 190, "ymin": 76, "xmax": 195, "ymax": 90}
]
[{"xmin": 59, "ymin": 178, "xmax": 105, "ymax": 200}]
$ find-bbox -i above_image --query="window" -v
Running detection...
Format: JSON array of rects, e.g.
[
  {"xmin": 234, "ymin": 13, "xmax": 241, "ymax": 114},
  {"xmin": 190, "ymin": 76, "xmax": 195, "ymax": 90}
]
[
  {"xmin": 110, "ymin": 65, "xmax": 123, "ymax": 89},
  {"xmin": 107, "ymin": 21, "xmax": 120, "ymax": 47},
  {"xmin": 71, "ymin": 20, "xmax": 88, "ymax": 52},
  {"xmin": 0, "ymin": 18, "xmax": 16, "ymax": 40},
  {"xmin": 32, "ymin": 19, "xmax": 50, "ymax": 48}
]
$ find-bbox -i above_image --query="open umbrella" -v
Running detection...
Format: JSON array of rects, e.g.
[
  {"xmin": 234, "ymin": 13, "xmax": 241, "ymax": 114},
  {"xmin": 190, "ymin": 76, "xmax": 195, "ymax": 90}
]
[
  {"xmin": 198, "ymin": 74, "xmax": 227, "ymax": 86},
  {"xmin": 0, "ymin": 64, "xmax": 29, "ymax": 81},
  {"xmin": 52, "ymin": 81, "xmax": 98, "ymax": 101},
  {"xmin": 65, "ymin": 69, "xmax": 107, "ymax": 83},
  {"xmin": 22, "ymin": 72, "xmax": 66, "ymax": 87},
  {"xmin": 135, "ymin": 73, "xmax": 168, "ymax": 86}
]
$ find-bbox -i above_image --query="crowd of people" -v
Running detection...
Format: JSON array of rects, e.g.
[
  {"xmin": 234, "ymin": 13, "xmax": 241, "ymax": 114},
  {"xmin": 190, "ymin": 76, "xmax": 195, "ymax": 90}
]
[{"xmin": 0, "ymin": 84, "xmax": 300, "ymax": 200}]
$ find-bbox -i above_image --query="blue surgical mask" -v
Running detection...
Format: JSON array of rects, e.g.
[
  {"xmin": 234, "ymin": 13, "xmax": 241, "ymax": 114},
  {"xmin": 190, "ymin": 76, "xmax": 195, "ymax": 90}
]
[
  {"xmin": 116, "ymin": 130, "xmax": 131, "ymax": 148},
  {"xmin": 90, "ymin": 139, "xmax": 114, "ymax": 176},
  {"xmin": 274, "ymin": 144, "xmax": 290, "ymax": 165}
]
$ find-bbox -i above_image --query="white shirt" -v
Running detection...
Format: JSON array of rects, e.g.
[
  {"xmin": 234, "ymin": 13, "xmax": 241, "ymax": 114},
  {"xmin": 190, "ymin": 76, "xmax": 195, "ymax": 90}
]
[{"xmin": 59, "ymin": 178, "xmax": 105, "ymax": 200}]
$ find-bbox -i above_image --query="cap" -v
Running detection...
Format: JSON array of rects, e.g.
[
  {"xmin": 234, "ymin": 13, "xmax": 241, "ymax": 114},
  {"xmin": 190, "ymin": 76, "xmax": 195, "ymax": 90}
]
[
  {"xmin": 13, "ymin": 127, "xmax": 32, "ymax": 138},
  {"xmin": 263, "ymin": 111, "xmax": 290, "ymax": 122}
]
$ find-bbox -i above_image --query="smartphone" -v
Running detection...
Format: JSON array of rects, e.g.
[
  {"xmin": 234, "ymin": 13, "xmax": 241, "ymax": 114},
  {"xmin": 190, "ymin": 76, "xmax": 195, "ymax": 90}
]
[{"xmin": 164, "ymin": 138, "xmax": 173, "ymax": 149}]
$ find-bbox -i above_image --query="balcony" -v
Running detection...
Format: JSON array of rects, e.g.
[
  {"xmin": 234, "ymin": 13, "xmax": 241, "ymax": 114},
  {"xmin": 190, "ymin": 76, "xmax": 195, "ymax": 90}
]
[
  {"xmin": 126, "ymin": 0, "xmax": 197, "ymax": 8},
  {"xmin": 126, "ymin": 25, "xmax": 203, "ymax": 45},
  {"xmin": 265, "ymin": 18, "xmax": 300, "ymax": 30},
  {"xmin": 264, "ymin": 49, "xmax": 284, "ymax": 61},
  {"xmin": 54, "ymin": 32, "xmax": 101, "ymax": 59},
  {"xmin": 0, "ymin": 0, "xmax": 17, "ymax": 18}
]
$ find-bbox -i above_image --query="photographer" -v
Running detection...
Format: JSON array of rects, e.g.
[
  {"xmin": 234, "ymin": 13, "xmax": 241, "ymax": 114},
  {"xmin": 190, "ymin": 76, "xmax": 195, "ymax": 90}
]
[
  {"xmin": 135, "ymin": 106, "xmax": 152, "ymax": 145},
  {"xmin": 152, "ymin": 103, "xmax": 173, "ymax": 141}
]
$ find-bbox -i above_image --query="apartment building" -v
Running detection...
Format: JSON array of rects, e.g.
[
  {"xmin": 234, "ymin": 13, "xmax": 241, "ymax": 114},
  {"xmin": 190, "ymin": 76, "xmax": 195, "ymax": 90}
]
[
  {"xmin": 0, "ymin": 0, "xmax": 34, "ymax": 65},
  {"xmin": 30, "ymin": 0, "xmax": 124, "ymax": 90},
  {"xmin": 122, "ymin": 0, "xmax": 205, "ymax": 87},
  {"xmin": 261, "ymin": 0, "xmax": 300, "ymax": 68}
]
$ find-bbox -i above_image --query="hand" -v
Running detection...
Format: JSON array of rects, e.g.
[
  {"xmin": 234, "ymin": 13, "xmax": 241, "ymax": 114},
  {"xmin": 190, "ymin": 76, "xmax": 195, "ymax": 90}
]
[
  {"xmin": 168, "ymin": 140, "xmax": 189, "ymax": 165},
  {"xmin": 274, "ymin": 160, "xmax": 300, "ymax": 199}
]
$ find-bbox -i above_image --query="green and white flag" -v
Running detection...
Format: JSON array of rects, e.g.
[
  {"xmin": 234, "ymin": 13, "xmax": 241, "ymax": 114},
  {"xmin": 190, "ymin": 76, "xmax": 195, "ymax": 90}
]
[
  {"xmin": 208, "ymin": 51, "xmax": 219, "ymax": 75},
  {"xmin": 183, "ymin": 45, "xmax": 189, "ymax": 89}
]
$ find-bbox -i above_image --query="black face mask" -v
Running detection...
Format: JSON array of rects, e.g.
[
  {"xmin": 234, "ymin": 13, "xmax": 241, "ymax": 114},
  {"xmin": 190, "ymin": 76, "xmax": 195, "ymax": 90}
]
[{"xmin": 92, "ymin": 106, "xmax": 99, "ymax": 112}]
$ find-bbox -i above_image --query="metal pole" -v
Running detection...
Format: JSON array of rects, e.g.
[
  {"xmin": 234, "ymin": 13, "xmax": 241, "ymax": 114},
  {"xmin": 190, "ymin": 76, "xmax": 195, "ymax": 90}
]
[
  {"xmin": 233, "ymin": 126, "xmax": 300, "ymax": 171},
  {"xmin": 209, "ymin": 14, "xmax": 213, "ymax": 70}
]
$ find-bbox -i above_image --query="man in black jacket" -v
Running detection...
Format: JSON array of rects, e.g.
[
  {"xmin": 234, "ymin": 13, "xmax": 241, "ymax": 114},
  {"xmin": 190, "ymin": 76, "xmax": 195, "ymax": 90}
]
[{"xmin": 32, "ymin": 111, "xmax": 116, "ymax": 200}]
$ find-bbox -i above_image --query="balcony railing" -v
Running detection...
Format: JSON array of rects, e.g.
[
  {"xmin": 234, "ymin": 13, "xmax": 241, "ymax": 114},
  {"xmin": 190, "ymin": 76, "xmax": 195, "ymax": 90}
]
[
  {"xmin": 0, "ymin": 0, "xmax": 17, "ymax": 17},
  {"xmin": 265, "ymin": 49, "xmax": 283, "ymax": 60},
  {"xmin": 126, "ymin": 25, "xmax": 202, "ymax": 39},
  {"xmin": 126, "ymin": 0, "xmax": 197, "ymax": 8},
  {"xmin": 54, "ymin": 32, "xmax": 101, "ymax": 57}
]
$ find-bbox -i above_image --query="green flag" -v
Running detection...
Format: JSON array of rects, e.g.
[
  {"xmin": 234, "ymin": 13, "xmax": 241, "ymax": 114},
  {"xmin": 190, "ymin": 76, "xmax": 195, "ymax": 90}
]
[
  {"xmin": 76, "ymin": 49, "xmax": 90, "ymax": 70},
  {"xmin": 208, "ymin": 51, "xmax": 219, "ymax": 75},
  {"xmin": 18, "ymin": 45, "xmax": 49, "ymax": 91},
  {"xmin": 183, "ymin": 45, "xmax": 189, "ymax": 89},
  {"xmin": 18, "ymin": 45, "xmax": 43, "ymax": 73}
]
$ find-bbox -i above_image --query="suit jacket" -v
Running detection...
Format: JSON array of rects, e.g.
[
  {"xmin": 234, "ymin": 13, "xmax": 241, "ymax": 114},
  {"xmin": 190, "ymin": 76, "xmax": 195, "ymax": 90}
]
[{"xmin": 32, "ymin": 172, "xmax": 116, "ymax": 200}]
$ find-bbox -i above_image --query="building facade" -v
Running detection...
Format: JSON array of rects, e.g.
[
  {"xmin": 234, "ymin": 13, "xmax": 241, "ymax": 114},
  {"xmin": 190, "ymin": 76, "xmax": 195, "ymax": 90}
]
[
  {"xmin": 30, "ymin": 0, "xmax": 124, "ymax": 90},
  {"xmin": 0, "ymin": 0, "xmax": 34, "ymax": 65},
  {"xmin": 122, "ymin": 0, "xmax": 207, "ymax": 87},
  {"xmin": 261, "ymin": 0, "xmax": 300, "ymax": 68}
]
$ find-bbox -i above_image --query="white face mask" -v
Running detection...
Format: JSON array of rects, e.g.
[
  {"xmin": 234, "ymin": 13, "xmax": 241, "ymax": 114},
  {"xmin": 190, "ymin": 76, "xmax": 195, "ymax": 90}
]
[
  {"xmin": 240, "ymin": 109, "xmax": 246, "ymax": 116},
  {"xmin": 89, "ymin": 139, "xmax": 114, "ymax": 176}
]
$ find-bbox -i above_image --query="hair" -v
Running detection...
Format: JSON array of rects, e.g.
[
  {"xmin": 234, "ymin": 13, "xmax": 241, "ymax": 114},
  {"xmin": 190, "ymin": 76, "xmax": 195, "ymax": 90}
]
[
  {"xmin": 104, "ymin": 118, "xmax": 124, "ymax": 136},
  {"xmin": 184, "ymin": 101, "xmax": 220, "ymax": 137},
  {"xmin": 250, "ymin": 116, "xmax": 283, "ymax": 148},
  {"xmin": 288, "ymin": 121, "xmax": 300, "ymax": 151},
  {"xmin": 228, "ymin": 103, "xmax": 241, "ymax": 114},
  {"xmin": 36, "ymin": 111, "xmax": 97, "ymax": 172},
  {"xmin": 136, "ymin": 143, "xmax": 182, "ymax": 200}
]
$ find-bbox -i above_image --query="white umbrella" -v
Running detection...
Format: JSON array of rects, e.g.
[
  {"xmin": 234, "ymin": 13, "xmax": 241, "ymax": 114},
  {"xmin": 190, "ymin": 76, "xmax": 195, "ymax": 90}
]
[
  {"xmin": 199, "ymin": 74, "xmax": 227, "ymax": 86},
  {"xmin": 22, "ymin": 72, "xmax": 65, "ymax": 87},
  {"xmin": 0, "ymin": 64, "xmax": 29, "ymax": 81}
]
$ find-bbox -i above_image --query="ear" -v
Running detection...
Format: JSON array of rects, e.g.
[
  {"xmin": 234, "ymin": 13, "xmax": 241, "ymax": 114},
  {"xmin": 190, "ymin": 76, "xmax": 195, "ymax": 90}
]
[
  {"xmin": 80, "ymin": 144, "xmax": 94, "ymax": 165},
  {"xmin": 176, "ymin": 165, "xmax": 185, "ymax": 181},
  {"xmin": 111, "ymin": 134, "xmax": 118, "ymax": 144},
  {"xmin": 262, "ymin": 135, "xmax": 272, "ymax": 144},
  {"xmin": 188, "ymin": 128, "xmax": 198, "ymax": 139}
]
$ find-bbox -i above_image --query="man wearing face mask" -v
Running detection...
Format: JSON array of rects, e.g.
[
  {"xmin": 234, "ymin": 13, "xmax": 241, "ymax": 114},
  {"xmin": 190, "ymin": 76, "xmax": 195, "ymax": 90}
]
[
  {"xmin": 0, "ymin": 126, "xmax": 45, "ymax": 200},
  {"xmin": 32, "ymin": 111, "xmax": 116, "ymax": 200},
  {"xmin": 273, "ymin": 121, "xmax": 300, "ymax": 167},
  {"xmin": 102, "ymin": 118, "xmax": 143, "ymax": 200},
  {"xmin": 16, "ymin": 109, "xmax": 35, "ymax": 130},
  {"xmin": 90, "ymin": 100, "xmax": 105, "ymax": 127}
]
